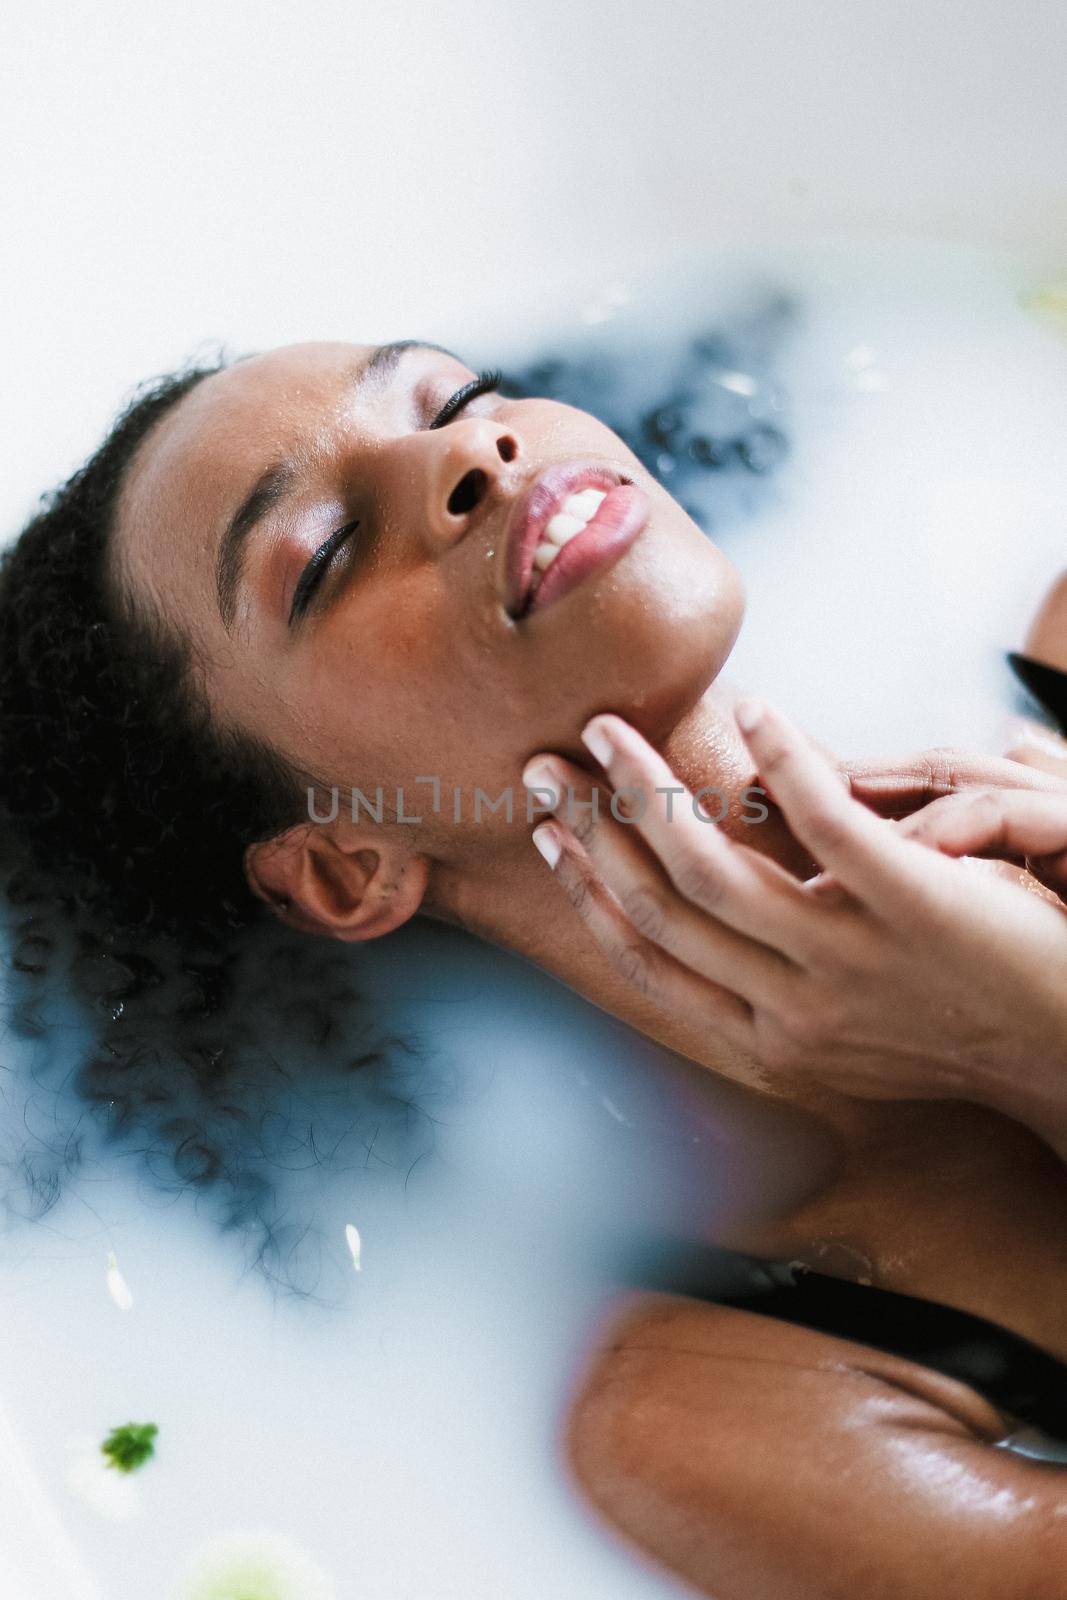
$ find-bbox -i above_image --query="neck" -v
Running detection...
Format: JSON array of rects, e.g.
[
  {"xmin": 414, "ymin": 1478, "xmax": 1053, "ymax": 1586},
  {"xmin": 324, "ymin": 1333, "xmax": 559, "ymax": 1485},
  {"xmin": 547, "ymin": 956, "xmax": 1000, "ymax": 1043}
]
[{"xmin": 425, "ymin": 681, "xmax": 815, "ymax": 1097}]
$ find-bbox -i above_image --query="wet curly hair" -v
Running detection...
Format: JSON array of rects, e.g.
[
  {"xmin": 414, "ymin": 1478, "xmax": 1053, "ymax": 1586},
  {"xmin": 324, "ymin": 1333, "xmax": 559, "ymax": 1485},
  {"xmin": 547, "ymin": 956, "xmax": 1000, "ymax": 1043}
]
[
  {"xmin": 0, "ymin": 364, "xmax": 404, "ymax": 1285},
  {"xmin": 0, "ymin": 359, "xmax": 304, "ymax": 945},
  {"xmin": 0, "ymin": 316, "xmax": 791, "ymax": 1280}
]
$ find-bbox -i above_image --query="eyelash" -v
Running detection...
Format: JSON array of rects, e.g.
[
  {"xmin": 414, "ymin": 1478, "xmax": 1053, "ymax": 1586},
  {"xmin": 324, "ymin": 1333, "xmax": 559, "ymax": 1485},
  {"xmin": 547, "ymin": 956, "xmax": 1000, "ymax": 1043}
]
[
  {"xmin": 428, "ymin": 368, "xmax": 503, "ymax": 429},
  {"xmin": 288, "ymin": 367, "xmax": 503, "ymax": 626},
  {"xmin": 288, "ymin": 519, "xmax": 361, "ymax": 626}
]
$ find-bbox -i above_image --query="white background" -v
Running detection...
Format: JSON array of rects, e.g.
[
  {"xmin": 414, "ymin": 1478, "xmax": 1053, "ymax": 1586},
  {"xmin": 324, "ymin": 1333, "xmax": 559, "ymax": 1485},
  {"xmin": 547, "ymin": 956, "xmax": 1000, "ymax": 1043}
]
[{"xmin": 1, "ymin": 0, "xmax": 1065, "ymax": 535}]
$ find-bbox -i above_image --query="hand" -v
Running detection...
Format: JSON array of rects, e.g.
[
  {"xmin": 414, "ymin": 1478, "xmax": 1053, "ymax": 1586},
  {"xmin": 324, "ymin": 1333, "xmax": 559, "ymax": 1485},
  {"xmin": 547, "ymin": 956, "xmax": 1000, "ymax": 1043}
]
[
  {"xmin": 843, "ymin": 741, "xmax": 1067, "ymax": 822},
  {"xmin": 523, "ymin": 703, "xmax": 1067, "ymax": 1142},
  {"xmin": 892, "ymin": 778, "xmax": 1067, "ymax": 899},
  {"xmin": 1006, "ymin": 718, "xmax": 1067, "ymax": 780},
  {"xmin": 843, "ymin": 743, "xmax": 1067, "ymax": 898}
]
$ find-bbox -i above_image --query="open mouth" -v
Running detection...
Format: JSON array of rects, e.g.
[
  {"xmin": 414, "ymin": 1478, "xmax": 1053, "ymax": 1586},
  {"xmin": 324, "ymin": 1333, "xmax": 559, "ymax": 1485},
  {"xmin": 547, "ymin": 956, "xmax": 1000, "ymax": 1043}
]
[{"xmin": 504, "ymin": 462, "xmax": 651, "ymax": 619}]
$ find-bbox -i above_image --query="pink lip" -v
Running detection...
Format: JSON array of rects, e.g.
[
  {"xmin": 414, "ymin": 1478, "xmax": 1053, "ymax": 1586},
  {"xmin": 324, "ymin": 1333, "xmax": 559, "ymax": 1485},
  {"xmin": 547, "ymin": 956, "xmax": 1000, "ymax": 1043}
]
[{"xmin": 503, "ymin": 462, "xmax": 650, "ymax": 618}]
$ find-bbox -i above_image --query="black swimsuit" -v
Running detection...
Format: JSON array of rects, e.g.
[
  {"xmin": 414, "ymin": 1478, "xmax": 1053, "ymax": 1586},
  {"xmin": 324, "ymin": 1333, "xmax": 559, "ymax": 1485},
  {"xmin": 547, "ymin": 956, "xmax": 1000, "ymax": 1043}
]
[
  {"xmin": 1008, "ymin": 652, "xmax": 1067, "ymax": 735},
  {"xmin": 629, "ymin": 1241, "xmax": 1067, "ymax": 1460}
]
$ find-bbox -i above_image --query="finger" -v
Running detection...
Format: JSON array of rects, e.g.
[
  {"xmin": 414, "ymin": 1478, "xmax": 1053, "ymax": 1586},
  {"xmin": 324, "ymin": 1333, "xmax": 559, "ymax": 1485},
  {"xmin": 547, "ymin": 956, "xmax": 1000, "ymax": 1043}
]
[
  {"xmin": 521, "ymin": 753, "xmax": 612, "ymax": 853},
  {"xmin": 548, "ymin": 720, "xmax": 819, "ymax": 960},
  {"xmin": 526, "ymin": 754, "xmax": 799, "ymax": 993},
  {"xmin": 898, "ymin": 789, "xmax": 1067, "ymax": 895},
  {"xmin": 530, "ymin": 820, "xmax": 755, "ymax": 1046},
  {"xmin": 730, "ymin": 700, "xmax": 937, "ymax": 916},
  {"xmin": 843, "ymin": 748, "xmax": 1067, "ymax": 817},
  {"xmin": 1005, "ymin": 729, "xmax": 1067, "ymax": 778}
]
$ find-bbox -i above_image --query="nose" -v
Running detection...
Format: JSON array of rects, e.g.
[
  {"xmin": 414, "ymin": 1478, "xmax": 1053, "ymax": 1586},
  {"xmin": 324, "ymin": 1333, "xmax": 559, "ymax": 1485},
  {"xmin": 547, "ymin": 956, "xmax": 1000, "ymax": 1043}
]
[{"xmin": 416, "ymin": 416, "xmax": 520, "ymax": 548}]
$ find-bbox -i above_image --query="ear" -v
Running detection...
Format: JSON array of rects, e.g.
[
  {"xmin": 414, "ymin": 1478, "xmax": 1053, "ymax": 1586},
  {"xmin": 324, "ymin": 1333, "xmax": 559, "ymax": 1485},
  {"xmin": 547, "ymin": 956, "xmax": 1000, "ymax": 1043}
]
[{"xmin": 244, "ymin": 824, "xmax": 430, "ymax": 942}]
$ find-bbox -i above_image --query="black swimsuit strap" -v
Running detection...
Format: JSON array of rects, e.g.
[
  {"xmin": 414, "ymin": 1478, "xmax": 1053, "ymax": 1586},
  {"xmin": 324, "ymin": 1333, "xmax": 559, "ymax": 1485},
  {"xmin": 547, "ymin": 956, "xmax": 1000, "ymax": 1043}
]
[
  {"xmin": 628, "ymin": 1240, "xmax": 1067, "ymax": 1445},
  {"xmin": 1007, "ymin": 652, "xmax": 1067, "ymax": 736}
]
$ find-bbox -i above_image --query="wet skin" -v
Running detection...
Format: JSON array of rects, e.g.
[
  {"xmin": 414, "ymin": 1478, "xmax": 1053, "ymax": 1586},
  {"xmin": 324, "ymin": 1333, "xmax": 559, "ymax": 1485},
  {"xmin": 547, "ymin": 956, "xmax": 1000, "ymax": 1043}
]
[
  {"xmin": 115, "ymin": 341, "xmax": 744, "ymax": 886},
  {"xmin": 114, "ymin": 342, "xmax": 1067, "ymax": 1596},
  {"xmin": 1027, "ymin": 570, "xmax": 1067, "ymax": 677}
]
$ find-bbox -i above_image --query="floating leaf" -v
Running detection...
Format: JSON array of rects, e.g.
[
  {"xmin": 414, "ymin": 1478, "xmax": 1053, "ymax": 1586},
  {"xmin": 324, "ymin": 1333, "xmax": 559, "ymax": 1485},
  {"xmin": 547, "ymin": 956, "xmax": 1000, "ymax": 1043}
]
[{"xmin": 101, "ymin": 1421, "xmax": 158, "ymax": 1473}]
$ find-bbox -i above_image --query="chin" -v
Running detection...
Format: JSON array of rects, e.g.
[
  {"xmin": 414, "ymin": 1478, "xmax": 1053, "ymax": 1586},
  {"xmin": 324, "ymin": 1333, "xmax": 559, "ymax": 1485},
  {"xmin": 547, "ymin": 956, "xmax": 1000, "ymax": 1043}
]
[
  {"xmin": 617, "ymin": 555, "xmax": 744, "ymax": 738},
  {"xmin": 535, "ymin": 516, "xmax": 745, "ymax": 750}
]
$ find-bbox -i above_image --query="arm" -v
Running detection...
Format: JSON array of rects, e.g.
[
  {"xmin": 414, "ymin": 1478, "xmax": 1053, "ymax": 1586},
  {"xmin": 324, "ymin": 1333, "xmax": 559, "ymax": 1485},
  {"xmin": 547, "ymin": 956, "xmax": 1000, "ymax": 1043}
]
[
  {"xmin": 568, "ymin": 1296, "xmax": 1067, "ymax": 1600},
  {"xmin": 524, "ymin": 703, "xmax": 1067, "ymax": 1158}
]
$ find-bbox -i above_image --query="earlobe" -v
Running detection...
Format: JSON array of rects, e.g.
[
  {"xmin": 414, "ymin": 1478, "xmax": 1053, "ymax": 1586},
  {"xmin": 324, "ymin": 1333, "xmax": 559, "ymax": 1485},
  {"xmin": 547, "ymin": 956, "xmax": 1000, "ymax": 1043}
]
[{"xmin": 244, "ymin": 827, "xmax": 430, "ymax": 942}]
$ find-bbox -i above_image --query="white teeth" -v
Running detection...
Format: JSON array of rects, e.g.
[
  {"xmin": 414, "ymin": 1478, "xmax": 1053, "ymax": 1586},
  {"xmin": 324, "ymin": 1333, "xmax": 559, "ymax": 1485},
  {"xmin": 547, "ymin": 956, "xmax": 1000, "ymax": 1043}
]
[
  {"xmin": 544, "ymin": 512, "xmax": 587, "ymax": 545},
  {"xmin": 544, "ymin": 488, "xmax": 608, "ymax": 545},
  {"xmin": 563, "ymin": 487, "xmax": 607, "ymax": 519},
  {"xmin": 529, "ymin": 485, "xmax": 610, "ymax": 594}
]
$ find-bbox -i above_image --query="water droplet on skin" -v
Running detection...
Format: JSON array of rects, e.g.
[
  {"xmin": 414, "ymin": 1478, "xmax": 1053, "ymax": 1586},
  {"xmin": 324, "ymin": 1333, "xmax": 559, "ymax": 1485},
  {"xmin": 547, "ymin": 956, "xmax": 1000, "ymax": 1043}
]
[{"xmin": 794, "ymin": 1241, "xmax": 875, "ymax": 1283}]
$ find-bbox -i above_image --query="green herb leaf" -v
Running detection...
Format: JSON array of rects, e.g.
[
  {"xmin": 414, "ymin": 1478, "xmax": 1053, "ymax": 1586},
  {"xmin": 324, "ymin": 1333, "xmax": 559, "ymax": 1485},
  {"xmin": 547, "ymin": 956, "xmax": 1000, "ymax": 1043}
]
[{"xmin": 101, "ymin": 1422, "xmax": 158, "ymax": 1473}]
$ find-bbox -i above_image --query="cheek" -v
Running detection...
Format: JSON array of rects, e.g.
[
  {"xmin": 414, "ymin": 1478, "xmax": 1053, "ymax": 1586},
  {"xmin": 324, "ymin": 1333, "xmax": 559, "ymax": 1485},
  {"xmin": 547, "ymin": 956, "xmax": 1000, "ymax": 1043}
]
[
  {"xmin": 291, "ymin": 587, "xmax": 503, "ymax": 791},
  {"xmin": 538, "ymin": 399, "xmax": 644, "ymax": 463},
  {"xmin": 265, "ymin": 496, "xmax": 744, "ymax": 802}
]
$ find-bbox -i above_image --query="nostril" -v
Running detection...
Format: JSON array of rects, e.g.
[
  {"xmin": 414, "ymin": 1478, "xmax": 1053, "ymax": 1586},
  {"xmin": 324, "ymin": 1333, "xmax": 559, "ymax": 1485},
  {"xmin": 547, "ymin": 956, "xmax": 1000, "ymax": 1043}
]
[
  {"xmin": 447, "ymin": 468, "xmax": 489, "ymax": 517},
  {"xmin": 496, "ymin": 434, "xmax": 517, "ymax": 464}
]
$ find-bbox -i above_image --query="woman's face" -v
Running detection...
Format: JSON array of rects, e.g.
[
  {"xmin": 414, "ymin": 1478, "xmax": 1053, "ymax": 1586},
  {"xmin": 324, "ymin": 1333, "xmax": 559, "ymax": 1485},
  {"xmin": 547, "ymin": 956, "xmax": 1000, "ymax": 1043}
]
[{"xmin": 115, "ymin": 341, "xmax": 743, "ymax": 863}]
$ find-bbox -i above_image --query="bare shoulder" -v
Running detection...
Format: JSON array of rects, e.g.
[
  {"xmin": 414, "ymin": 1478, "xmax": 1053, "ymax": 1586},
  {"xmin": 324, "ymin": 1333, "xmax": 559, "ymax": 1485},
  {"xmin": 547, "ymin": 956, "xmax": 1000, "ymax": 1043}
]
[
  {"xmin": 566, "ymin": 1295, "xmax": 1067, "ymax": 1600},
  {"xmin": 1026, "ymin": 568, "xmax": 1067, "ymax": 675}
]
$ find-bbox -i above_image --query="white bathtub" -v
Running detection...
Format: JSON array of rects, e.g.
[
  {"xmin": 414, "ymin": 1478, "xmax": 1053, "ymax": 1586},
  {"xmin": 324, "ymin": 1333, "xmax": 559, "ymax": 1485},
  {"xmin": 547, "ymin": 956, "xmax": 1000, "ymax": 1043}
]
[{"xmin": 1, "ymin": 5, "xmax": 1065, "ymax": 1596}]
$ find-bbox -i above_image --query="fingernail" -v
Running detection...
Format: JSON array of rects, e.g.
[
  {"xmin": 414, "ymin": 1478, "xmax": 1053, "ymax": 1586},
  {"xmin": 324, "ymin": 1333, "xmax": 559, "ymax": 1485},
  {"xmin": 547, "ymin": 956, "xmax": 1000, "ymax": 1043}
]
[
  {"xmin": 735, "ymin": 698, "xmax": 765, "ymax": 735},
  {"xmin": 523, "ymin": 756, "xmax": 557, "ymax": 792},
  {"xmin": 581, "ymin": 718, "xmax": 614, "ymax": 768},
  {"xmin": 531, "ymin": 823, "xmax": 561, "ymax": 868}
]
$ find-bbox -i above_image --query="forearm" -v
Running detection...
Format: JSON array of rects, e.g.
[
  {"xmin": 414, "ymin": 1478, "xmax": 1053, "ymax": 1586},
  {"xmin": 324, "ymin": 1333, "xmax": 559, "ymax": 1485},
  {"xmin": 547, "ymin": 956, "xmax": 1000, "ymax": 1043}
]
[
  {"xmin": 568, "ymin": 1297, "xmax": 1067, "ymax": 1600},
  {"xmin": 940, "ymin": 902, "xmax": 1067, "ymax": 1159}
]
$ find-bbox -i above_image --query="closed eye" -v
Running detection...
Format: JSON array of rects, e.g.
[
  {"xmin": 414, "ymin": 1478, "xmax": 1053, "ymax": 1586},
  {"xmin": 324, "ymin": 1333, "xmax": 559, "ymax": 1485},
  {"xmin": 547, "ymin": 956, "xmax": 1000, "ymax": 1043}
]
[
  {"xmin": 288, "ymin": 367, "xmax": 502, "ymax": 627},
  {"xmin": 428, "ymin": 369, "xmax": 502, "ymax": 429},
  {"xmin": 288, "ymin": 520, "xmax": 361, "ymax": 627}
]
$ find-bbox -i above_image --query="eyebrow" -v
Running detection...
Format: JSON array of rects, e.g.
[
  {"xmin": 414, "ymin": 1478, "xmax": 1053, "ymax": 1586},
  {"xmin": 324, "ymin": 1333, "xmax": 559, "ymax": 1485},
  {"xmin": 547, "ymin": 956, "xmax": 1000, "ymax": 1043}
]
[{"xmin": 214, "ymin": 339, "xmax": 457, "ymax": 629}]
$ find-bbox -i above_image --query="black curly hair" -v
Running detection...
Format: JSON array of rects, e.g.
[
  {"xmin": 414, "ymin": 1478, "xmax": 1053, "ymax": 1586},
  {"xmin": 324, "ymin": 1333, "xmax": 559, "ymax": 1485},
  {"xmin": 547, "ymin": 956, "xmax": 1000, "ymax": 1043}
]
[
  {"xmin": 0, "ymin": 359, "xmax": 305, "ymax": 944},
  {"xmin": 0, "ymin": 362, "xmax": 421, "ymax": 1290},
  {"xmin": 0, "ymin": 309, "xmax": 792, "ymax": 1283}
]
